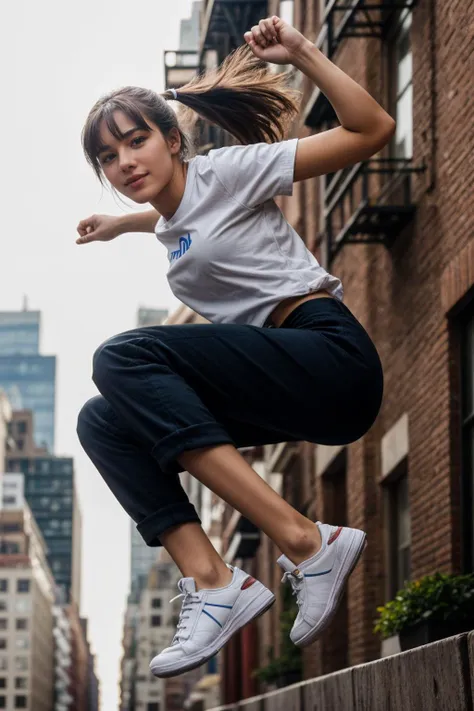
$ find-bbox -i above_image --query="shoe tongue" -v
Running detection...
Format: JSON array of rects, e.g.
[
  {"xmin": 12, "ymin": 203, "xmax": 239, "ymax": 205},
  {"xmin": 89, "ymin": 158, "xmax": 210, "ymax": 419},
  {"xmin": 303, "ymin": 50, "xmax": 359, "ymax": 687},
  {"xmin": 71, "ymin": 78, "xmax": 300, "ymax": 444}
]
[
  {"xmin": 178, "ymin": 577, "xmax": 197, "ymax": 594},
  {"xmin": 276, "ymin": 554, "xmax": 297, "ymax": 573}
]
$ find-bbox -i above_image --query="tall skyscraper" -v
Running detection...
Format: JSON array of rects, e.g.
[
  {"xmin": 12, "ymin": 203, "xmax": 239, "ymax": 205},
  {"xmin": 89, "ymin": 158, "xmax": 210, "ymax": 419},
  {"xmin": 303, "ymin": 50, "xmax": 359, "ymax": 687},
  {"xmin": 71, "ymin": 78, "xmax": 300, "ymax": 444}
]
[{"xmin": 0, "ymin": 309, "xmax": 56, "ymax": 453}]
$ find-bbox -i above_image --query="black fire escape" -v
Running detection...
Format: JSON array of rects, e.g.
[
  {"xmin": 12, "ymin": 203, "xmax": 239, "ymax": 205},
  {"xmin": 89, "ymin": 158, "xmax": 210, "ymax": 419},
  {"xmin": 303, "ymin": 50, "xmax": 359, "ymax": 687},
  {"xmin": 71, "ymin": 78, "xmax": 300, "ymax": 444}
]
[
  {"xmin": 201, "ymin": 0, "xmax": 267, "ymax": 63},
  {"xmin": 304, "ymin": 0, "xmax": 424, "ymax": 265},
  {"xmin": 164, "ymin": 2, "xmax": 267, "ymax": 153}
]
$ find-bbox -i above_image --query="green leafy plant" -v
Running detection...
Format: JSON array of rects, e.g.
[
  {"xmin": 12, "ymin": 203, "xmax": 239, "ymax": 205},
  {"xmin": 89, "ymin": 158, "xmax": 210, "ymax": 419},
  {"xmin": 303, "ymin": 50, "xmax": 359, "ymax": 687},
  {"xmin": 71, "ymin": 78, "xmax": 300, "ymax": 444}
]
[
  {"xmin": 374, "ymin": 572, "xmax": 474, "ymax": 640},
  {"xmin": 253, "ymin": 584, "xmax": 303, "ymax": 686}
]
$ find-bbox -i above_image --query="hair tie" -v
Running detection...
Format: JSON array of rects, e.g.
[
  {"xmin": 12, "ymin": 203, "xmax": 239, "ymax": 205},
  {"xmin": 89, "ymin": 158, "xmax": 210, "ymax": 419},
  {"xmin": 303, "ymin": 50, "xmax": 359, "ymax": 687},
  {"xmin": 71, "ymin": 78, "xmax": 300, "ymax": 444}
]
[{"xmin": 168, "ymin": 88, "xmax": 178, "ymax": 100}]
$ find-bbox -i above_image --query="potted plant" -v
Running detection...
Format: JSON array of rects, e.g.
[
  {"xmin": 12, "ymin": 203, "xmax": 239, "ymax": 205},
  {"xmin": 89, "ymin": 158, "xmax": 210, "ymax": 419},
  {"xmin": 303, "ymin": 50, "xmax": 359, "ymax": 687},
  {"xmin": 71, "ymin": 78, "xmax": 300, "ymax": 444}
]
[{"xmin": 374, "ymin": 572, "xmax": 474, "ymax": 651}]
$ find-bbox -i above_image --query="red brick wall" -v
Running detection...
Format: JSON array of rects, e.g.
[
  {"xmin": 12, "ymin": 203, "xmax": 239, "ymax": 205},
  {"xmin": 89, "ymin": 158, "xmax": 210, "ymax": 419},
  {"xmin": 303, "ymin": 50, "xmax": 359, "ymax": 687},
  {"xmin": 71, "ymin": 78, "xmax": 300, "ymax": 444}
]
[
  {"xmin": 219, "ymin": 0, "xmax": 474, "ymax": 697},
  {"xmin": 283, "ymin": 0, "xmax": 473, "ymax": 679}
]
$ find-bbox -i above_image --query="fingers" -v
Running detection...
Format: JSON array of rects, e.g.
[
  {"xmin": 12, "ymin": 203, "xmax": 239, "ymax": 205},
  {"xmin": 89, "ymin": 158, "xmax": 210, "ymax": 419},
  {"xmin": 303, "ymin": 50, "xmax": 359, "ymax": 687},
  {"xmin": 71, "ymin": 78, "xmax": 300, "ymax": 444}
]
[
  {"xmin": 76, "ymin": 227, "xmax": 95, "ymax": 245},
  {"xmin": 76, "ymin": 215, "xmax": 97, "ymax": 244},
  {"xmin": 245, "ymin": 16, "xmax": 279, "ymax": 48},
  {"xmin": 76, "ymin": 216, "xmax": 96, "ymax": 245}
]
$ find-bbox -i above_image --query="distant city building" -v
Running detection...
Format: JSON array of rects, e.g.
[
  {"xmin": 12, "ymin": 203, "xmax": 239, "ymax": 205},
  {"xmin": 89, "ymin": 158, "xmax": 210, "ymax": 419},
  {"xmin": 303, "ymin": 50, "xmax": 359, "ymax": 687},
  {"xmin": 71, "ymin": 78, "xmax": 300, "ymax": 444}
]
[
  {"xmin": 80, "ymin": 617, "xmax": 100, "ymax": 711},
  {"xmin": 0, "ymin": 504, "xmax": 56, "ymax": 711},
  {"xmin": 0, "ymin": 392, "xmax": 12, "ymax": 492},
  {"xmin": 5, "ymin": 414, "xmax": 81, "ymax": 604},
  {"xmin": 2, "ymin": 472, "xmax": 25, "ymax": 509},
  {"xmin": 0, "ymin": 310, "xmax": 56, "ymax": 452},
  {"xmin": 52, "ymin": 604, "xmax": 73, "ymax": 711},
  {"xmin": 179, "ymin": 1, "xmax": 201, "ymax": 50},
  {"xmin": 129, "ymin": 308, "xmax": 168, "ymax": 597},
  {"xmin": 136, "ymin": 307, "xmax": 169, "ymax": 328}
]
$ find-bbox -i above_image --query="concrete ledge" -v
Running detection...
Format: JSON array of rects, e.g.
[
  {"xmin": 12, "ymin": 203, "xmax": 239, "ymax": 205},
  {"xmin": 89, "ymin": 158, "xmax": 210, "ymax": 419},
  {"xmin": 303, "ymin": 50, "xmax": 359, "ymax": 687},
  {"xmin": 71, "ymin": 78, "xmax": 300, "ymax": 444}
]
[
  {"xmin": 263, "ymin": 683, "xmax": 301, "ymax": 711},
  {"xmin": 303, "ymin": 669, "xmax": 354, "ymax": 710},
  {"xmin": 352, "ymin": 633, "xmax": 469, "ymax": 711},
  {"xmin": 209, "ymin": 632, "xmax": 474, "ymax": 711}
]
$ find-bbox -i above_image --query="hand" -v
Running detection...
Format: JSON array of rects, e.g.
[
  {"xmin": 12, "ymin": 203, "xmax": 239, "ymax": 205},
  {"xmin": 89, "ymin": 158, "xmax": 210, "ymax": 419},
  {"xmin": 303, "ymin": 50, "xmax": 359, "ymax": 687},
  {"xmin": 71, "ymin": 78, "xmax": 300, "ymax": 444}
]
[
  {"xmin": 76, "ymin": 214, "xmax": 123, "ymax": 245},
  {"xmin": 244, "ymin": 16, "xmax": 309, "ymax": 66}
]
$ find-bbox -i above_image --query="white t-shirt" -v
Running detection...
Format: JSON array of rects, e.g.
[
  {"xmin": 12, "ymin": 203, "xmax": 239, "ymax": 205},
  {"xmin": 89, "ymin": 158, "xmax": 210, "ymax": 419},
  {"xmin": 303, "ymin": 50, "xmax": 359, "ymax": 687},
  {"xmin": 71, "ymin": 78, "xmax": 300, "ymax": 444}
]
[{"xmin": 154, "ymin": 138, "xmax": 343, "ymax": 327}]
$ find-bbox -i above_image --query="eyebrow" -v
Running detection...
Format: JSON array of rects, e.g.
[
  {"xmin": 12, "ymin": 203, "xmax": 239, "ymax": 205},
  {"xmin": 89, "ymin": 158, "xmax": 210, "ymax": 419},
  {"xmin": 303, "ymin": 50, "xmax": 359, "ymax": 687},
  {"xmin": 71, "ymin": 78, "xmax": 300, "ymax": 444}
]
[{"xmin": 98, "ymin": 126, "xmax": 144, "ymax": 154}]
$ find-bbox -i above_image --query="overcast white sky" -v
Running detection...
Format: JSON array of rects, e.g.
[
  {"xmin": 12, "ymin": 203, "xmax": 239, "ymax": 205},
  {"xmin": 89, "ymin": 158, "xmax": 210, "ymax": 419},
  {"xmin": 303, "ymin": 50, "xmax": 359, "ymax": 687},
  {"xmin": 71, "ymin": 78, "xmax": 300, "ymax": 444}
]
[{"xmin": 0, "ymin": 1, "xmax": 194, "ymax": 708}]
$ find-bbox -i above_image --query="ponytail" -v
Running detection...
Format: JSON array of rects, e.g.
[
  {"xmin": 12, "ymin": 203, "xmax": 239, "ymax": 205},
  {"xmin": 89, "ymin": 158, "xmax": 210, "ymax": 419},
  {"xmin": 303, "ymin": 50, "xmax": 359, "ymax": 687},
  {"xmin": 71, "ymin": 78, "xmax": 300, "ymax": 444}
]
[{"xmin": 162, "ymin": 44, "xmax": 300, "ymax": 144}]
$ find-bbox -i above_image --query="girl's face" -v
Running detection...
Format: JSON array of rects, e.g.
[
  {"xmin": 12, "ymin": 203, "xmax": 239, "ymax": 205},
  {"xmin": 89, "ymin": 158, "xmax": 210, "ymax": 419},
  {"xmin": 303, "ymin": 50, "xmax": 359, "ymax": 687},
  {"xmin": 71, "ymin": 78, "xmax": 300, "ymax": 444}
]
[{"xmin": 97, "ymin": 110, "xmax": 180, "ymax": 204}]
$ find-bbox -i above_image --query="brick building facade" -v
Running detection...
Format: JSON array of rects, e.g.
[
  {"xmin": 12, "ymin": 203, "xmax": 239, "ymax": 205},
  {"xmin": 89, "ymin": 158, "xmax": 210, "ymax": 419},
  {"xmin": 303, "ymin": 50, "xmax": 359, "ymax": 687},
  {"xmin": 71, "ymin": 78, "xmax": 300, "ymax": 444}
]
[{"xmin": 164, "ymin": 0, "xmax": 474, "ymax": 704}]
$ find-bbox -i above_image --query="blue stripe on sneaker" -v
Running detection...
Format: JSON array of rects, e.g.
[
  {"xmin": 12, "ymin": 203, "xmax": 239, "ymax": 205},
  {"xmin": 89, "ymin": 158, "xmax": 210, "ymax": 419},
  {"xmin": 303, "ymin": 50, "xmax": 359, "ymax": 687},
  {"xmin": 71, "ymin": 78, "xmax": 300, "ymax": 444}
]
[
  {"xmin": 304, "ymin": 569, "xmax": 333, "ymax": 577},
  {"xmin": 202, "ymin": 609, "xmax": 223, "ymax": 627},
  {"xmin": 204, "ymin": 603, "xmax": 233, "ymax": 609}
]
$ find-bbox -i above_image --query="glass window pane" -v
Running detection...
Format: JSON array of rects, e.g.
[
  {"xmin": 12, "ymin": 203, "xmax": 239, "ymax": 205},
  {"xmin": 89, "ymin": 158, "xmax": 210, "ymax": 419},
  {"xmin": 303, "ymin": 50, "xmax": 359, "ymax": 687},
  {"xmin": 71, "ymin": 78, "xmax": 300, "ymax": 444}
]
[
  {"xmin": 395, "ymin": 84, "xmax": 413, "ymax": 159},
  {"xmin": 396, "ymin": 14, "xmax": 412, "ymax": 96}
]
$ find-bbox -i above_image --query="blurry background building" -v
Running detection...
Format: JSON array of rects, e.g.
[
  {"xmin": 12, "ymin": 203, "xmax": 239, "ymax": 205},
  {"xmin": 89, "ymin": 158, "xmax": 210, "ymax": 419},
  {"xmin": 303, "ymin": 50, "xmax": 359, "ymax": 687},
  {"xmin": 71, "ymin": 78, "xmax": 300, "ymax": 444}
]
[{"xmin": 0, "ymin": 305, "xmax": 56, "ymax": 453}]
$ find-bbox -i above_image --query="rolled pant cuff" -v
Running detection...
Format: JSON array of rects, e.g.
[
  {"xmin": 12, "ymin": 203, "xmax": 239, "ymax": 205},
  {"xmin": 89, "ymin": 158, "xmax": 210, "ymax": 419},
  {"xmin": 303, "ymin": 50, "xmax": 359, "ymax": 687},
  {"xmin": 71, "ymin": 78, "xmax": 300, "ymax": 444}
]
[
  {"xmin": 151, "ymin": 421, "xmax": 235, "ymax": 475},
  {"xmin": 137, "ymin": 503, "xmax": 202, "ymax": 547}
]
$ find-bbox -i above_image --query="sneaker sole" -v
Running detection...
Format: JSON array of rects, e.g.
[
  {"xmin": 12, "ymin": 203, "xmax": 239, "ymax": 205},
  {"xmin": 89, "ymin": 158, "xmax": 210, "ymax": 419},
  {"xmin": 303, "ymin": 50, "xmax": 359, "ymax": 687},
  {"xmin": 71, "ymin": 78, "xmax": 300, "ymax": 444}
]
[
  {"xmin": 150, "ymin": 584, "xmax": 275, "ymax": 678},
  {"xmin": 295, "ymin": 528, "xmax": 367, "ymax": 648}
]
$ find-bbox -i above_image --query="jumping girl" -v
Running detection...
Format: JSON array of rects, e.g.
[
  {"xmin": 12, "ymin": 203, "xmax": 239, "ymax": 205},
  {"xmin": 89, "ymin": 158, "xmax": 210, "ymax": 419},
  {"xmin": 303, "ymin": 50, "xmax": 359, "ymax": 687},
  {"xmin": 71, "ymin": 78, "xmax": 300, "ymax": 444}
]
[{"xmin": 76, "ymin": 15, "xmax": 391, "ymax": 678}]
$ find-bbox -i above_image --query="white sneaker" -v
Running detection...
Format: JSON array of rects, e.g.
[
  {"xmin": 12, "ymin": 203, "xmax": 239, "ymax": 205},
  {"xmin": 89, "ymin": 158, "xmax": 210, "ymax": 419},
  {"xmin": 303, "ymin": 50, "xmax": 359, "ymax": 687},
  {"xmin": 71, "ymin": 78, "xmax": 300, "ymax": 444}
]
[
  {"xmin": 277, "ymin": 522, "xmax": 366, "ymax": 647},
  {"xmin": 149, "ymin": 566, "xmax": 275, "ymax": 678}
]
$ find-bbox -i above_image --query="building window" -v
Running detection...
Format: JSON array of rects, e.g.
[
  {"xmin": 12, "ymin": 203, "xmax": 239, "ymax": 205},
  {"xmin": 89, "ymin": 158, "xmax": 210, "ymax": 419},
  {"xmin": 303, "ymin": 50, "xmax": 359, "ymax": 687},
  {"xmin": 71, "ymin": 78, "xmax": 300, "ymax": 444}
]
[
  {"xmin": 0, "ymin": 622, "xmax": 7, "ymax": 632},
  {"xmin": 0, "ymin": 660, "xmax": 6, "ymax": 671},
  {"xmin": 390, "ymin": 9, "xmax": 413, "ymax": 159},
  {"xmin": 0, "ymin": 697, "xmax": 5, "ymax": 708},
  {"xmin": 15, "ymin": 620, "xmax": 27, "ymax": 631},
  {"xmin": 0, "ymin": 582, "xmax": 7, "ymax": 594},
  {"xmin": 14, "ymin": 697, "xmax": 27, "ymax": 709},
  {"xmin": 14, "ymin": 679, "xmax": 27, "ymax": 690},
  {"xmin": 0, "ymin": 679, "xmax": 5, "ymax": 688},
  {"xmin": 0, "ymin": 603, "xmax": 6, "ymax": 613},
  {"xmin": 147, "ymin": 704, "xmax": 159, "ymax": 711},
  {"xmin": 0, "ymin": 543, "xmax": 20, "ymax": 555},
  {"xmin": 461, "ymin": 311, "xmax": 474, "ymax": 570},
  {"xmin": 14, "ymin": 658, "xmax": 27, "ymax": 672},
  {"xmin": 151, "ymin": 598, "xmax": 162, "ymax": 609},
  {"xmin": 0, "ymin": 642, "xmax": 6, "ymax": 651},
  {"xmin": 151, "ymin": 616, "xmax": 162, "ymax": 627},
  {"xmin": 386, "ymin": 462, "xmax": 411, "ymax": 597},
  {"xmin": 16, "ymin": 581, "xmax": 29, "ymax": 594},
  {"xmin": 15, "ymin": 639, "xmax": 28, "ymax": 651},
  {"xmin": 0, "ymin": 523, "xmax": 21, "ymax": 533},
  {"xmin": 14, "ymin": 600, "xmax": 30, "ymax": 614}
]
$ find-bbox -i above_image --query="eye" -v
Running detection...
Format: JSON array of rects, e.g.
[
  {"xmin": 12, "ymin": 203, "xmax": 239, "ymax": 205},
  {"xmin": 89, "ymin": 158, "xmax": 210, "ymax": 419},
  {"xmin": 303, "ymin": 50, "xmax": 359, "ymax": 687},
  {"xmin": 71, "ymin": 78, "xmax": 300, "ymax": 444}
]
[
  {"xmin": 131, "ymin": 136, "xmax": 146, "ymax": 147},
  {"xmin": 101, "ymin": 153, "xmax": 115, "ymax": 165}
]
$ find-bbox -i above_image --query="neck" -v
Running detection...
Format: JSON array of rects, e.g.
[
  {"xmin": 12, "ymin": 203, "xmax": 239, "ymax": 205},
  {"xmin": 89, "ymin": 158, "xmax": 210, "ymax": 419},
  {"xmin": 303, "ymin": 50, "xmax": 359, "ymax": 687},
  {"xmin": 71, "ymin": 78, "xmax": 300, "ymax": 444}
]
[{"xmin": 149, "ymin": 160, "xmax": 188, "ymax": 221}]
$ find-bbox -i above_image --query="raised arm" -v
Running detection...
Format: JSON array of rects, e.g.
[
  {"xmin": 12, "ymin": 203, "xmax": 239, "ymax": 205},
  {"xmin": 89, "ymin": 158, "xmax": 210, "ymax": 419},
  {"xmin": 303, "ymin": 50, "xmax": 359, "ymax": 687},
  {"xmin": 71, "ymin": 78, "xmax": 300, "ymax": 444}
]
[
  {"xmin": 245, "ymin": 16, "xmax": 395, "ymax": 182},
  {"xmin": 291, "ymin": 42, "xmax": 395, "ymax": 181}
]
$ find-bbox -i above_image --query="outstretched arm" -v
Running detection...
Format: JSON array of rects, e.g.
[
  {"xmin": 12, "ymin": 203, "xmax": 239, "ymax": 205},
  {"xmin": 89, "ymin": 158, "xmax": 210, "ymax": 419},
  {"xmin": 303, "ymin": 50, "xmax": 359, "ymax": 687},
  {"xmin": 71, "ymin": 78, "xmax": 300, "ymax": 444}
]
[{"xmin": 76, "ymin": 209, "xmax": 160, "ymax": 245}]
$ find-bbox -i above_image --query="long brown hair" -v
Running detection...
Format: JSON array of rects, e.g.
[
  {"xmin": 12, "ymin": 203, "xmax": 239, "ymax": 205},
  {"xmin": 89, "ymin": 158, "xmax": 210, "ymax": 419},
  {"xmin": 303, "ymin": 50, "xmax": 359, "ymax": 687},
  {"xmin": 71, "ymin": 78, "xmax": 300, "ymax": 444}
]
[{"xmin": 82, "ymin": 44, "xmax": 300, "ymax": 183}]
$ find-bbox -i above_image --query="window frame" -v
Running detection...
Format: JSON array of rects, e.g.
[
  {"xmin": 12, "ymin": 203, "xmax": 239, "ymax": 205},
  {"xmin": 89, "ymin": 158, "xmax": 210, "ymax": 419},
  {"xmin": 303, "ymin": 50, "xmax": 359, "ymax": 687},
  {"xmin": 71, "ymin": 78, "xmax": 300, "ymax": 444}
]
[
  {"xmin": 384, "ymin": 458, "xmax": 411, "ymax": 599},
  {"xmin": 386, "ymin": 7, "xmax": 414, "ymax": 160},
  {"xmin": 460, "ymin": 308, "xmax": 474, "ymax": 570}
]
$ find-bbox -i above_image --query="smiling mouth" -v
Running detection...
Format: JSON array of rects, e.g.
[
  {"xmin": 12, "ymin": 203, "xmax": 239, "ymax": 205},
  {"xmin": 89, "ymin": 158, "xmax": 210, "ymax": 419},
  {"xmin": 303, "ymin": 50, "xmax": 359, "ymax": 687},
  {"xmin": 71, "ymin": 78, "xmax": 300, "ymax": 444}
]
[{"xmin": 127, "ymin": 174, "xmax": 148, "ymax": 187}]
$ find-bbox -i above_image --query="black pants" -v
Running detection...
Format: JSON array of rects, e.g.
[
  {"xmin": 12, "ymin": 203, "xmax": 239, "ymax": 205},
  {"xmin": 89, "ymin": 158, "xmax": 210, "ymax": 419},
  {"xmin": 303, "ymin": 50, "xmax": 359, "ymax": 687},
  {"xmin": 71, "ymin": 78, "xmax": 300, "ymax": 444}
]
[{"xmin": 77, "ymin": 298, "xmax": 383, "ymax": 547}]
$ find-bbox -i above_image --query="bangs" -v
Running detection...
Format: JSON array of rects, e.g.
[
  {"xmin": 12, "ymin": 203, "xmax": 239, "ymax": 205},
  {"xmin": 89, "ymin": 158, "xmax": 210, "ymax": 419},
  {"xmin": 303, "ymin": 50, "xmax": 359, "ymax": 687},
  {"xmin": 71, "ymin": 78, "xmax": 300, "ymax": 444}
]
[{"xmin": 82, "ymin": 96, "xmax": 153, "ymax": 175}]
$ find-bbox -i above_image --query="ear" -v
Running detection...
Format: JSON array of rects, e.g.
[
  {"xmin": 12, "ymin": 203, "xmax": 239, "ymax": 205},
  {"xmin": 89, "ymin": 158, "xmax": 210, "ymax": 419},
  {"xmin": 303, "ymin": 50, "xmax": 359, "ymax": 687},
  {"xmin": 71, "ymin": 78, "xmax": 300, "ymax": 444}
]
[{"xmin": 167, "ymin": 127, "xmax": 182, "ymax": 156}]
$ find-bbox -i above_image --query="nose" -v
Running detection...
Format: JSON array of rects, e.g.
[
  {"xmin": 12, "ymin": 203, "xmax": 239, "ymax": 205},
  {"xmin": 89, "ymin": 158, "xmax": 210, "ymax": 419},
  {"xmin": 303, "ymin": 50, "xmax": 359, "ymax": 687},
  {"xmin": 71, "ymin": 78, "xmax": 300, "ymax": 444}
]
[{"xmin": 118, "ymin": 147, "xmax": 137, "ymax": 173}]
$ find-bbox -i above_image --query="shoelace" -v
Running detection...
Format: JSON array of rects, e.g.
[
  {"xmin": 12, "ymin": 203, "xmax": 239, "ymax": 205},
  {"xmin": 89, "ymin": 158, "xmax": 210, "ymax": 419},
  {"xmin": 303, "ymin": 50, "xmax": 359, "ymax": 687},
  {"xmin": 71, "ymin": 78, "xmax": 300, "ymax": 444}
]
[
  {"xmin": 281, "ymin": 570, "xmax": 304, "ymax": 606},
  {"xmin": 169, "ymin": 589, "xmax": 201, "ymax": 644}
]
